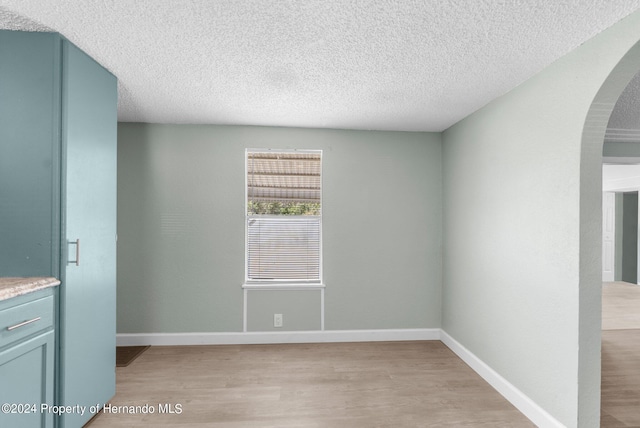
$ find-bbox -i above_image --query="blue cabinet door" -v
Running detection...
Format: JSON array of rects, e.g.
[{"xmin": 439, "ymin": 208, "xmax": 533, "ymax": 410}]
[
  {"xmin": 0, "ymin": 31, "xmax": 117, "ymax": 428},
  {"xmin": 57, "ymin": 41, "xmax": 117, "ymax": 428},
  {"xmin": 0, "ymin": 330, "xmax": 55, "ymax": 428},
  {"xmin": 0, "ymin": 31, "xmax": 60, "ymax": 277}
]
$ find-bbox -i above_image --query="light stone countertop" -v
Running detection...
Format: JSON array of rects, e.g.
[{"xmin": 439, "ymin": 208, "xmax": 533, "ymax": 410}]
[{"xmin": 0, "ymin": 277, "xmax": 60, "ymax": 302}]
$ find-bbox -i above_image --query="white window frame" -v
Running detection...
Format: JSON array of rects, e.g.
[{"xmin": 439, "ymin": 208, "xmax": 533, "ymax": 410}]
[{"xmin": 243, "ymin": 148, "xmax": 324, "ymax": 289}]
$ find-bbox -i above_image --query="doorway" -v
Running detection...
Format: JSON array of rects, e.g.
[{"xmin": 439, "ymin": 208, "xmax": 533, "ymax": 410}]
[
  {"xmin": 599, "ymin": 67, "xmax": 640, "ymax": 426},
  {"xmin": 602, "ymin": 189, "xmax": 639, "ymax": 283}
]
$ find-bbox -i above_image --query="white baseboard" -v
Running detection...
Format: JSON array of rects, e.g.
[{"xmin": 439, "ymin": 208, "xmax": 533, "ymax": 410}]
[
  {"xmin": 116, "ymin": 328, "xmax": 440, "ymax": 346},
  {"xmin": 116, "ymin": 328, "xmax": 560, "ymax": 427},
  {"xmin": 440, "ymin": 330, "xmax": 565, "ymax": 428}
]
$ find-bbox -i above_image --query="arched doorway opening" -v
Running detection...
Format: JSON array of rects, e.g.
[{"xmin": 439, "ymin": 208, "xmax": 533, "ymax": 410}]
[
  {"xmin": 581, "ymin": 36, "xmax": 640, "ymax": 426},
  {"xmin": 593, "ymin": 63, "xmax": 640, "ymax": 426}
]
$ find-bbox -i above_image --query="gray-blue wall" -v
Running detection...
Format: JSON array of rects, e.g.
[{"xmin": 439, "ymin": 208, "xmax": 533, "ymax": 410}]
[
  {"xmin": 442, "ymin": 10, "xmax": 640, "ymax": 427},
  {"xmin": 622, "ymin": 192, "xmax": 639, "ymax": 283},
  {"xmin": 116, "ymin": 124, "xmax": 442, "ymax": 333},
  {"xmin": 615, "ymin": 193, "xmax": 624, "ymax": 281}
]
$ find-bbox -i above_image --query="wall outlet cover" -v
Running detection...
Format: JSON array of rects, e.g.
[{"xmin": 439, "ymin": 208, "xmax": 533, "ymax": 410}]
[{"xmin": 274, "ymin": 313, "xmax": 283, "ymax": 328}]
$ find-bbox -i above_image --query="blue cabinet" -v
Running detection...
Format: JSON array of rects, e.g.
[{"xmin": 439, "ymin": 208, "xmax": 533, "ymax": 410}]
[
  {"xmin": 0, "ymin": 289, "xmax": 55, "ymax": 428},
  {"xmin": 0, "ymin": 31, "xmax": 117, "ymax": 428}
]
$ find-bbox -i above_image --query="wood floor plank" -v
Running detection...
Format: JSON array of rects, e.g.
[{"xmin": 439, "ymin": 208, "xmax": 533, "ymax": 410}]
[
  {"xmin": 602, "ymin": 282, "xmax": 640, "ymax": 330},
  {"xmin": 602, "ymin": 330, "xmax": 640, "ymax": 427},
  {"xmin": 601, "ymin": 281, "xmax": 640, "ymax": 427},
  {"xmin": 87, "ymin": 341, "xmax": 534, "ymax": 427},
  {"xmin": 84, "ymin": 280, "xmax": 640, "ymax": 427}
]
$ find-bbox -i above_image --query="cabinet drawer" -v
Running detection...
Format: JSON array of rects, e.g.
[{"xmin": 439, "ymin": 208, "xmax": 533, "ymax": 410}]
[{"xmin": 0, "ymin": 295, "xmax": 54, "ymax": 348}]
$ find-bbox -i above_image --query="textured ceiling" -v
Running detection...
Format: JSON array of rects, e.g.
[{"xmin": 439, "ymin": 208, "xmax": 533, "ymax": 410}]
[
  {"xmin": 606, "ymin": 70, "xmax": 640, "ymax": 143},
  {"xmin": 1, "ymin": 1, "xmax": 640, "ymax": 132}
]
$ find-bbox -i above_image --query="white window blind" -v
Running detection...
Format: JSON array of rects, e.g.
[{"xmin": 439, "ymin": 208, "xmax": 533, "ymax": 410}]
[
  {"xmin": 247, "ymin": 217, "xmax": 320, "ymax": 280},
  {"xmin": 246, "ymin": 150, "xmax": 322, "ymax": 283}
]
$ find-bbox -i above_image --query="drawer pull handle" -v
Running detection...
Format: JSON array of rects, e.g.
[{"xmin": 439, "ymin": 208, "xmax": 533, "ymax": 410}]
[{"xmin": 7, "ymin": 317, "xmax": 41, "ymax": 331}]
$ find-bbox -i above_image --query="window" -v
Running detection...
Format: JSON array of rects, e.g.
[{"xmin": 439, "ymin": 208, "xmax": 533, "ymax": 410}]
[{"xmin": 245, "ymin": 149, "xmax": 322, "ymax": 285}]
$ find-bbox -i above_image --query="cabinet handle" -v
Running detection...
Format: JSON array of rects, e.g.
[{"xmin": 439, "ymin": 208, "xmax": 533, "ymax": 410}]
[
  {"xmin": 68, "ymin": 239, "xmax": 80, "ymax": 266},
  {"xmin": 7, "ymin": 317, "xmax": 41, "ymax": 331}
]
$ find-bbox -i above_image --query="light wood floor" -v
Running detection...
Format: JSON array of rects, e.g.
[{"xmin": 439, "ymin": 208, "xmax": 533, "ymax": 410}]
[
  {"xmin": 602, "ymin": 329, "xmax": 640, "ymax": 427},
  {"xmin": 88, "ymin": 341, "xmax": 534, "ymax": 427},
  {"xmin": 602, "ymin": 281, "xmax": 640, "ymax": 331},
  {"xmin": 86, "ymin": 283, "xmax": 640, "ymax": 427},
  {"xmin": 601, "ymin": 281, "xmax": 640, "ymax": 428}
]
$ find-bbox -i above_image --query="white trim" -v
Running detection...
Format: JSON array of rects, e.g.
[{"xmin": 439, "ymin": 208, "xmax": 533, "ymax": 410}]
[
  {"xmin": 115, "ymin": 328, "xmax": 560, "ymax": 427},
  {"xmin": 245, "ymin": 148, "xmax": 249, "ymax": 282},
  {"xmin": 242, "ymin": 286, "xmax": 325, "ymax": 331},
  {"xmin": 116, "ymin": 328, "xmax": 440, "ymax": 346},
  {"xmin": 602, "ymin": 176, "xmax": 640, "ymax": 192},
  {"xmin": 242, "ymin": 288, "xmax": 248, "ymax": 332},
  {"xmin": 242, "ymin": 283, "xmax": 326, "ymax": 290},
  {"xmin": 245, "ymin": 148, "xmax": 324, "ymax": 284},
  {"xmin": 440, "ymin": 330, "xmax": 565, "ymax": 428},
  {"xmin": 246, "ymin": 148, "xmax": 322, "ymax": 155},
  {"xmin": 320, "ymin": 288, "xmax": 325, "ymax": 331}
]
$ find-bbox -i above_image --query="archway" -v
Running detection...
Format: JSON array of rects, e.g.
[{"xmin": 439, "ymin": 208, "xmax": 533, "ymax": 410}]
[{"xmin": 580, "ymin": 31, "xmax": 640, "ymax": 426}]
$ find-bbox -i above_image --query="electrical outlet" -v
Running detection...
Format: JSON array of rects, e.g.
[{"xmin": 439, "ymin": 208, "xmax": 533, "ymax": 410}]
[{"xmin": 274, "ymin": 313, "xmax": 283, "ymax": 328}]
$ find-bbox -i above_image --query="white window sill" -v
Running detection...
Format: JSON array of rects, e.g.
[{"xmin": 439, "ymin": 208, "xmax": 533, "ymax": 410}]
[{"xmin": 242, "ymin": 283, "xmax": 326, "ymax": 290}]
